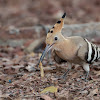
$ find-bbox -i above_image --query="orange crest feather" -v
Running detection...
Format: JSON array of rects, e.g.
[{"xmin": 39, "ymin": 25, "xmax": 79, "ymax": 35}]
[{"xmin": 48, "ymin": 13, "xmax": 66, "ymax": 34}]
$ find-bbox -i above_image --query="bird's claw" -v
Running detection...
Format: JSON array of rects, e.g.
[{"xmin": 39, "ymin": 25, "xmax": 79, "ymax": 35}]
[{"xmin": 81, "ymin": 76, "xmax": 88, "ymax": 82}]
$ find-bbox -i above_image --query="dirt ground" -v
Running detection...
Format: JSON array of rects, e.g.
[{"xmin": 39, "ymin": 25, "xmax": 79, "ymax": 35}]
[
  {"xmin": 0, "ymin": 0, "xmax": 100, "ymax": 100},
  {"xmin": 0, "ymin": 0, "xmax": 100, "ymax": 26},
  {"xmin": 0, "ymin": 45, "xmax": 100, "ymax": 100}
]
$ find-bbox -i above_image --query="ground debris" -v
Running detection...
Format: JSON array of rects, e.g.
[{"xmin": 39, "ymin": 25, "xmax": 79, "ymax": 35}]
[{"xmin": 0, "ymin": 45, "xmax": 100, "ymax": 100}]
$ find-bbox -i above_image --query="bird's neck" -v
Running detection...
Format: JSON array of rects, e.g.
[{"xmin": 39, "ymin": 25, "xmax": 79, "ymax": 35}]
[
  {"xmin": 54, "ymin": 36, "xmax": 77, "ymax": 60},
  {"xmin": 54, "ymin": 34, "xmax": 70, "ymax": 51}
]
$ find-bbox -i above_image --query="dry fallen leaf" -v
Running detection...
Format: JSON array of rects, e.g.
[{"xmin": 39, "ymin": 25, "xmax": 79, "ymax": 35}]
[
  {"xmin": 89, "ymin": 88, "xmax": 98, "ymax": 96},
  {"xmin": 29, "ymin": 52, "xmax": 35, "ymax": 57},
  {"xmin": 39, "ymin": 61, "xmax": 44, "ymax": 78},
  {"xmin": 41, "ymin": 95, "xmax": 53, "ymax": 100},
  {"xmin": 94, "ymin": 71, "xmax": 100, "ymax": 76},
  {"xmin": 40, "ymin": 86, "xmax": 58, "ymax": 94},
  {"xmin": 26, "ymin": 65, "xmax": 36, "ymax": 72},
  {"xmin": 91, "ymin": 88, "xmax": 98, "ymax": 95},
  {"xmin": 39, "ymin": 53, "xmax": 42, "ymax": 58}
]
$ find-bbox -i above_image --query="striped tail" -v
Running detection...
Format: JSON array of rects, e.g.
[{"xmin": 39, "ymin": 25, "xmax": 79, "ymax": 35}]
[{"xmin": 85, "ymin": 38, "xmax": 100, "ymax": 64}]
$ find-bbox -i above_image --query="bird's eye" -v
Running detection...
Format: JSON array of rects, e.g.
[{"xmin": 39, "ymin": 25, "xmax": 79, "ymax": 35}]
[{"xmin": 54, "ymin": 37, "xmax": 58, "ymax": 40}]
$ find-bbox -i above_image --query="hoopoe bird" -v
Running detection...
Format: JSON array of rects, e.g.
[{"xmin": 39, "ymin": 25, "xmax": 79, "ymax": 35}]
[{"xmin": 39, "ymin": 13, "xmax": 100, "ymax": 81}]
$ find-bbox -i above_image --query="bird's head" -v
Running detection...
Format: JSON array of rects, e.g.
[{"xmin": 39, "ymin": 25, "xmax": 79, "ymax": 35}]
[
  {"xmin": 38, "ymin": 13, "xmax": 66, "ymax": 63},
  {"xmin": 46, "ymin": 13, "xmax": 66, "ymax": 51}
]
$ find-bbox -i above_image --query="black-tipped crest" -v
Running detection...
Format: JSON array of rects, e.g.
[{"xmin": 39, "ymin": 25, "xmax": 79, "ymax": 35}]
[
  {"xmin": 47, "ymin": 13, "xmax": 66, "ymax": 34},
  {"xmin": 57, "ymin": 21, "xmax": 61, "ymax": 24},
  {"xmin": 62, "ymin": 13, "xmax": 66, "ymax": 18}
]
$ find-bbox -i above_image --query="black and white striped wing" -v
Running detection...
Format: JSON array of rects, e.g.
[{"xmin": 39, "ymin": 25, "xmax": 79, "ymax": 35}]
[{"xmin": 85, "ymin": 38, "xmax": 100, "ymax": 64}]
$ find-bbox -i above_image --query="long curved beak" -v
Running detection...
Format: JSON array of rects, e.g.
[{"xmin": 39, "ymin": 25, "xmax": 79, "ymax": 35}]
[{"xmin": 37, "ymin": 44, "xmax": 54, "ymax": 66}]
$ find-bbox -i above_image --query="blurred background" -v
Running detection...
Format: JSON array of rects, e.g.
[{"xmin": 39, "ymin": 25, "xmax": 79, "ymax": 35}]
[
  {"xmin": 0, "ymin": 0, "xmax": 100, "ymax": 25},
  {"xmin": 0, "ymin": 0, "xmax": 100, "ymax": 53}
]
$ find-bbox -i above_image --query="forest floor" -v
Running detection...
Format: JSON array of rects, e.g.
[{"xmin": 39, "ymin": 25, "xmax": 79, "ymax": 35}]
[
  {"xmin": 0, "ymin": 45, "xmax": 100, "ymax": 100},
  {"xmin": 0, "ymin": 0, "xmax": 100, "ymax": 100}
]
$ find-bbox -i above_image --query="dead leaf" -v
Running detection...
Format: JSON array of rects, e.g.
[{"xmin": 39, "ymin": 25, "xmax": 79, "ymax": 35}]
[
  {"xmin": 41, "ymin": 95, "xmax": 53, "ymax": 100},
  {"xmin": 40, "ymin": 86, "xmax": 58, "ymax": 94},
  {"xmin": 94, "ymin": 71, "xmax": 100, "ymax": 76},
  {"xmin": 3, "ymin": 65, "xmax": 24, "ymax": 74},
  {"xmin": 80, "ymin": 90, "xmax": 88, "ymax": 94},
  {"xmin": 92, "ymin": 88, "xmax": 98, "ymax": 95},
  {"xmin": 39, "ymin": 53, "xmax": 42, "ymax": 58},
  {"xmin": 26, "ymin": 65, "xmax": 36, "ymax": 72},
  {"xmin": 29, "ymin": 52, "xmax": 35, "ymax": 57},
  {"xmin": 39, "ymin": 62, "xmax": 44, "ymax": 78},
  {"xmin": 89, "ymin": 88, "xmax": 98, "ymax": 96}
]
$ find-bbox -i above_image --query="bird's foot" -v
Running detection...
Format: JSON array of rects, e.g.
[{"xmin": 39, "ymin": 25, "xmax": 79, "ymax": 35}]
[
  {"xmin": 56, "ymin": 69, "xmax": 70, "ymax": 80},
  {"xmin": 82, "ymin": 78, "xmax": 88, "ymax": 82},
  {"xmin": 57, "ymin": 74, "xmax": 67, "ymax": 80},
  {"xmin": 81, "ymin": 72, "xmax": 89, "ymax": 82},
  {"xmin": 84, "ymin": 79, "xmax": 88, "ymax": 82},
  {"xmin": 55, "ymin": 74, "xmax": 67, "ymax": 84},
  {"xmin": 60, "ymin": 73, "xmax": 67, "ymax": 79},
  {"xmin": 48, "ymin": 61, "xmax": 53, "ymax": 65}
]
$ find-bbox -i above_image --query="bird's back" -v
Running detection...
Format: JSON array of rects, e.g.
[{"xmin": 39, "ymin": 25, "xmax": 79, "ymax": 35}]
[{"xmin": 57, "ymin": 36, "xmax": 100, "ymax": 65}]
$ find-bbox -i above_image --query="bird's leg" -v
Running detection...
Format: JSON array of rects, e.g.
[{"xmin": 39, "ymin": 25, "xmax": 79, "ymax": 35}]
[
  {"xmin": 60, "ymin": 69, "xmax": 70, "ymax": 79},
  {"xmin": 85, "ymin": 71, "xmax": 89, "ymax": 82},
  {"xmin": 83, "ymin": 63, "xmax": 90, "ymax": 82},
  {"xmin": 59, "ymin": 62, "xmax": 72, "ymax": 79}
]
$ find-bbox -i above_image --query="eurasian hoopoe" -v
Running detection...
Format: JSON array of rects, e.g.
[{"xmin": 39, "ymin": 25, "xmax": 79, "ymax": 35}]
[{"xmin": 39, "ymin": 13, "xmax": 100, "ymax": 81}]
